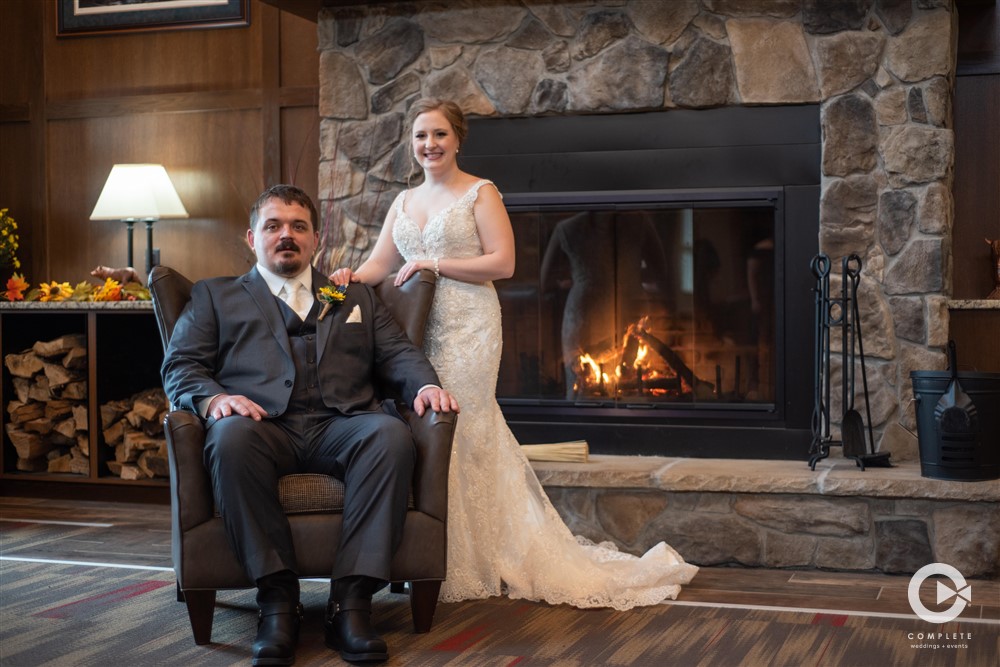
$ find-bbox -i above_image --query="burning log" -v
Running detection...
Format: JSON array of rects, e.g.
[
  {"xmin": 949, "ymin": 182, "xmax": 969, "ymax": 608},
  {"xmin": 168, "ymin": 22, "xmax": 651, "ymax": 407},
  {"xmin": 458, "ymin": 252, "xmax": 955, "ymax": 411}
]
[{"xmin": 632, "ymin": 325, "xmax": 714, "ymax": 397}]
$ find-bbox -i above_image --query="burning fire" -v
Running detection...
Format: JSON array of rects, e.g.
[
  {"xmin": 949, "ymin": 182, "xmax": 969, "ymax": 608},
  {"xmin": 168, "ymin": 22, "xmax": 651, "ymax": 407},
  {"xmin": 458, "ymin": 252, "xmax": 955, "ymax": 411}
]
[
  {"xmin": 569, "ymin": 313, "xmax": 742, "ymax": 402},
  {"xmin": 574, "ymin": 316, "xmax": 681, "ymax": 398},
  {"xmin": 634, "ymin": 343, "xmax": 648, "ymax": 368}
]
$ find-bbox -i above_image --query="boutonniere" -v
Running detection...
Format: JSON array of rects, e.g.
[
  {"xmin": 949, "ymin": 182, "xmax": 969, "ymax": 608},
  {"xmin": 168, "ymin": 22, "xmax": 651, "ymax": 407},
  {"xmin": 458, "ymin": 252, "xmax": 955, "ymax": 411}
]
[{"xmin": 317, "ymin": 284, "xmax": 347, "ymax": 321}]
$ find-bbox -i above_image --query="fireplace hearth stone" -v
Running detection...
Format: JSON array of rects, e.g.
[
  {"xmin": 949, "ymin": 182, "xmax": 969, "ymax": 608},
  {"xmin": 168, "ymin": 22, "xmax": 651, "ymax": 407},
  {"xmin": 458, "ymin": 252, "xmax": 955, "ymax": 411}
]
[{"xmin": 534, "ymin": 455, "xmax": 1000, "ymax": 577}]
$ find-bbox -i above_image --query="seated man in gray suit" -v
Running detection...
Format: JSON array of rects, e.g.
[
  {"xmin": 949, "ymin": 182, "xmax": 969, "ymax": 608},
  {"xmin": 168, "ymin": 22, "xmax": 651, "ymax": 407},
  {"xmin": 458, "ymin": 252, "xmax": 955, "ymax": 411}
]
[{"xmin": 161, "ymin": 184, "xmax": 458, "ymax": 666}]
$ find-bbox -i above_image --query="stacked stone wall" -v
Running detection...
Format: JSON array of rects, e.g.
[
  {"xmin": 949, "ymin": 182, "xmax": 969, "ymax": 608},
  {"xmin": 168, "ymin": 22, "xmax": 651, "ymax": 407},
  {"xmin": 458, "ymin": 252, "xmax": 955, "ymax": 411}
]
[
  {"xmin": 543, "ymin": 485, "xmax": 999, "ymax": 577},
  {"xmin": 317, "ymin": 0, "xmax": 959, "ymax": 451},
  {"xmin": 532, "ymin": 455, "xmax": 1000, "ymax": 576}
]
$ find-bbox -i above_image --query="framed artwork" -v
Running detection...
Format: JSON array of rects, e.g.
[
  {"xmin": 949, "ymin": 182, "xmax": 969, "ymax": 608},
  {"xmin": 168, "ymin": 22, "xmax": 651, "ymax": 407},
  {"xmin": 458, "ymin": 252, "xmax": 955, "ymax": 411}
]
[{"xmin": 57, "ymin": 0, "xmax": 250, "ymax": 37}]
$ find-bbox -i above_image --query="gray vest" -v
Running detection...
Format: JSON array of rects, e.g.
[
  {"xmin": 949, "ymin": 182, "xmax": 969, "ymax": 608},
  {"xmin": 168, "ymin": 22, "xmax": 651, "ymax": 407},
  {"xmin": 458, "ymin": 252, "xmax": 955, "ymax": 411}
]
[{"xmin": 276, "ymin": 297, "xmax": 339, "ymax": 430}]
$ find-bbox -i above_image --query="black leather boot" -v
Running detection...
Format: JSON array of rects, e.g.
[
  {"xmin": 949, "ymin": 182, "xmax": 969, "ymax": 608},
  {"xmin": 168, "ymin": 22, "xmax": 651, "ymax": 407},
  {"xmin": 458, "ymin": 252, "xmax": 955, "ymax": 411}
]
[
  {"xmin": 252, "ymin": 602, "xmax": 303, "ymax": 666},
  {"xmin": 253, "ymin": 570, "xmax": 302, "ymax": 666},
  {"xmin": 324, "ymin": 576, "xmax": 388, "ymax": 663}
]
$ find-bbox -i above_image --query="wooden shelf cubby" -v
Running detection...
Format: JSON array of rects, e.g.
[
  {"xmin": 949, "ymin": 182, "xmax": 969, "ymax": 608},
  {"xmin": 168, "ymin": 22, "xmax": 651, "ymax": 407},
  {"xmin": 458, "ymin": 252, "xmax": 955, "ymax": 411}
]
[{"xmin": 1, "ymin": 302, "xmax": 167, "ymax": 495}]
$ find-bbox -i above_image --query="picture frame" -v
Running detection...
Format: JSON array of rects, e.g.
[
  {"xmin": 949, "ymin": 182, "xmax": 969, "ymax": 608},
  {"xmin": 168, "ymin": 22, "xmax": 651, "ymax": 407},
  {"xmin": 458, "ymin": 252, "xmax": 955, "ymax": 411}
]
[{"xmin": 57, "ymin": 0, "xmax": 250, "ymax": 37}]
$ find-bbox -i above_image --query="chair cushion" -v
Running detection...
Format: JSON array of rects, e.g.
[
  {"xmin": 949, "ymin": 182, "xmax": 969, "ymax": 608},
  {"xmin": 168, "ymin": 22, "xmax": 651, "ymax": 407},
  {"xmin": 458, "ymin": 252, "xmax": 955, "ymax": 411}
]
[
  {"xmin": 278, "ymin": 474, "xmax": 345, "ymax": 514},
  {"xmin": 276, "ymin": 473, "xmax": 415, "ymax": 515}
]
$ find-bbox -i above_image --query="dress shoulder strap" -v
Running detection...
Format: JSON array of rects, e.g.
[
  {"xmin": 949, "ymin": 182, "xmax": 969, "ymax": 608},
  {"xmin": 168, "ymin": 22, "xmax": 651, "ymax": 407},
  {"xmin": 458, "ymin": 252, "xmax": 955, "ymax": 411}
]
[
  {"xmin": 466, "ymin": 179, "xmax": 500, "ymax": 201},
  {"xmin": 392, "ymin": 189, "xmax": 408, "ymax": 215}
]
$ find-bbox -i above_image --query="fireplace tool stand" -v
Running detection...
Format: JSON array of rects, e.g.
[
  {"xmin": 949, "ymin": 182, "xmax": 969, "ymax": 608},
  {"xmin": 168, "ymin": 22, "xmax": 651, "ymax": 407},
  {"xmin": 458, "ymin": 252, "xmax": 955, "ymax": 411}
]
[{"xmin": 808, "ymin": 254, "xmax": 892, "ymax": 471}]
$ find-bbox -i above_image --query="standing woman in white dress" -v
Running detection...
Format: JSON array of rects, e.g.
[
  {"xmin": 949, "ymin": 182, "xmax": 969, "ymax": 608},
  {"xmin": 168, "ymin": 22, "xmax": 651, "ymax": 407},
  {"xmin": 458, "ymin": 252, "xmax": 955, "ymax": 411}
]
[{"xmin": 331, "ymin": 98, "xmax": 697, "ymax": 610}]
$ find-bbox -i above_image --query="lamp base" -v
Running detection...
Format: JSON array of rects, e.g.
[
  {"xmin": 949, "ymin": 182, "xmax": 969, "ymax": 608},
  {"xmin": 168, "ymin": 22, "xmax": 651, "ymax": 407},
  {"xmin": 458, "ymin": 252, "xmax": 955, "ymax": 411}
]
[{"xmin": 145, "ymin": 220, "xmax": 158, "ymax": 276}]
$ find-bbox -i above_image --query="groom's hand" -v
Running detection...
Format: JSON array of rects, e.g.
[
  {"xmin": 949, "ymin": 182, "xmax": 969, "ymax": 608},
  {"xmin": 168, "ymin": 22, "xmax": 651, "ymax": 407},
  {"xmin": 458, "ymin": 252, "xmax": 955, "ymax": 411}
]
[
  {"xmin": 414, "ymin": 386, "xmax": 460, "ymax": 417},
  {"xmin": 207, "ymin": 394, "xmax": 268, "ymax": 421}
]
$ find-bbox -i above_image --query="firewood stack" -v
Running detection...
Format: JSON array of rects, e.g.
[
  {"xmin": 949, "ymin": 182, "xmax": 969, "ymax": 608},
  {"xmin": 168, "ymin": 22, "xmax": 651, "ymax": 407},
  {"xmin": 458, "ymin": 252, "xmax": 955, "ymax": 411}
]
[
  {"xmin": 100, "ymin": 388, "xmax": 170, "ymax": 480},
  {"xmin": 4, "ymin": 334, "xmax": 90, "ymax": 474},
  {"xmin": 5, "ymin": 334, "xmax": 171, "ymax": 480}
]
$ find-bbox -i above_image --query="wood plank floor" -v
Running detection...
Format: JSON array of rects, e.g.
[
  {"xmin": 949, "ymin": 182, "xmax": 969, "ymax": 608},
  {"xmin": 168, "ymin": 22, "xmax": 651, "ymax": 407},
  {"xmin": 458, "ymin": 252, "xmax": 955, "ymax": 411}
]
[{"xmin": 1, "ymin": 495, "xmax": 998, "ymax": 622}]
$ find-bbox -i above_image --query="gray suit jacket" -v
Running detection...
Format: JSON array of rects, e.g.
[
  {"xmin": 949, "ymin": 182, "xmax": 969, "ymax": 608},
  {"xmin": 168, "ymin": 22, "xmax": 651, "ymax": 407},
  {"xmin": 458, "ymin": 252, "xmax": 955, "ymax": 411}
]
[{"xmin": 161, "ymin": 266, "xmax": 439, "ymax": 419}]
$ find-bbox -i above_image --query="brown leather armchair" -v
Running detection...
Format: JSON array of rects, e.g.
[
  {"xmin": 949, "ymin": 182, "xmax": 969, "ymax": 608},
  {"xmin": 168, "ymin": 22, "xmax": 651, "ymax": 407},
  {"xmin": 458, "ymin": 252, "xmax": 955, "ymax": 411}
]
[{"xmin": 148, "ymin": 266, "xmax": 455, "ymax": 645}]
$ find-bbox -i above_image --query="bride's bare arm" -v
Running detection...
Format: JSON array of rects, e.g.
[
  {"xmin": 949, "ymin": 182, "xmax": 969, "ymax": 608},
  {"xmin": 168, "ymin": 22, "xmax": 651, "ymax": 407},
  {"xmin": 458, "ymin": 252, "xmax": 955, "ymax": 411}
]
[
  {"xmin": 394, "ymin": 183, "xmax": 515, "ymax": 286},
  {"xmin": 330, "ymin": 207, "xmax": 402, "ymax": 286}
]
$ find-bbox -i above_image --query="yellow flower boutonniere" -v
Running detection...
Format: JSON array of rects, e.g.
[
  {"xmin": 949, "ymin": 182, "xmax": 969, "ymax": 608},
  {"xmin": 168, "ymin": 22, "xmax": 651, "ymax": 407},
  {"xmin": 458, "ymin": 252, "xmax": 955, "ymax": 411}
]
[{"xmin": 317, "ymin": 284, "xmax": 347, "ymax": 321}]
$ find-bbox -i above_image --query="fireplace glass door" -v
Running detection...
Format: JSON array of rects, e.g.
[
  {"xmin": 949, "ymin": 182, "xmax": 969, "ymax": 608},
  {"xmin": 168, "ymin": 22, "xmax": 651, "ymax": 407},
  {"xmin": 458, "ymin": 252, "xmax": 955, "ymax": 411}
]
[{"xmin": 497, "ymin": 201, "xmax": 777, "ymax": 409}]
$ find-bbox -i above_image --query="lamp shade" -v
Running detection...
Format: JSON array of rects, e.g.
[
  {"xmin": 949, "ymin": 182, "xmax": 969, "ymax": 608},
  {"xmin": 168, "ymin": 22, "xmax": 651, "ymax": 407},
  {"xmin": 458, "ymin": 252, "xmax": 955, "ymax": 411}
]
[{"xmin": 90, "ymin": 164, "xmax": 189, "ymax": 221}]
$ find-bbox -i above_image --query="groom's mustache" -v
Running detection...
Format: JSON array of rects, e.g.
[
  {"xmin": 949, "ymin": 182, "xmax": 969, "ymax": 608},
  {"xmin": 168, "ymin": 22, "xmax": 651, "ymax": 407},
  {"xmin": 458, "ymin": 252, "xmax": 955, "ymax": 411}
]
[{"xmin": 276, "ymin": 241, "xmax": 300, "ymax": 252}]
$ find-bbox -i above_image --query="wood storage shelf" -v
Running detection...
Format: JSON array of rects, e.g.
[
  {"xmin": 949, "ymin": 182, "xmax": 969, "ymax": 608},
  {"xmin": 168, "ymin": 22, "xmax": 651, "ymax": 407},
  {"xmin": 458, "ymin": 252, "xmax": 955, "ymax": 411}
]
[{"xmin": 1, "ymin": 303, "xmax": 168, "ymax": 490}]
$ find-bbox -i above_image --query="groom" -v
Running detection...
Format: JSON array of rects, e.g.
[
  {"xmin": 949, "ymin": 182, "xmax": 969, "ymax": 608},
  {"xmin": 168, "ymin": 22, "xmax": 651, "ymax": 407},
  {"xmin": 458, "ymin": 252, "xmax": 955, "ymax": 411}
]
[{"xmin": 161, "ymin": 184, "xmax": 458, "ymax": 665}]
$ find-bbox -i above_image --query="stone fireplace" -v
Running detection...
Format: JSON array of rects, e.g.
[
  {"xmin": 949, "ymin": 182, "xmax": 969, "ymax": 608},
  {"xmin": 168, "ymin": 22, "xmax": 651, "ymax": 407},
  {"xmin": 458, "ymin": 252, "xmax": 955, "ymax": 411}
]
[
  {"xmin": 461, "ymin": 104, "xmax": 821, "ymax": 458},
  {"xmin": 316, "ymin": 0, "xmax": 958, "ymax": 460}
]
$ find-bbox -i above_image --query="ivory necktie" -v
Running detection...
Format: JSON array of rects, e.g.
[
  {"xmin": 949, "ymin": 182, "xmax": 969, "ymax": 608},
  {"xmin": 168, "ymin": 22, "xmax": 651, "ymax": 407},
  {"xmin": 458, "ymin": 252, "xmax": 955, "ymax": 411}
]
[{"xmin": 285, "ymin": 280, "xmax": 311, "ymax": 320}]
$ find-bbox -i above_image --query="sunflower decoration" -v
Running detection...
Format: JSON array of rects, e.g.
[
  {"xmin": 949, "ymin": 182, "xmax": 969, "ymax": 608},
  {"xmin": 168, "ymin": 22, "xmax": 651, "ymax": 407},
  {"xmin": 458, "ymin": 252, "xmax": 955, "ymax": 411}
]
[
  {"xmin": 317, "ymin": 283, "xmax": 347, "ymax": 321},
  {"xmin": 38, "ymin": 281, "xmax": 74, "ymax": 302}
]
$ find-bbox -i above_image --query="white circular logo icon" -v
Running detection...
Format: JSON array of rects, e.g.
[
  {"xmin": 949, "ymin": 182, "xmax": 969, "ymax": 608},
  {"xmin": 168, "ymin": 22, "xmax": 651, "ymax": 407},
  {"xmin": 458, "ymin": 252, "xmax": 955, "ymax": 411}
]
[{"xmin": 908, "ymin": 563, "xmax": 972, "ymax": 624}]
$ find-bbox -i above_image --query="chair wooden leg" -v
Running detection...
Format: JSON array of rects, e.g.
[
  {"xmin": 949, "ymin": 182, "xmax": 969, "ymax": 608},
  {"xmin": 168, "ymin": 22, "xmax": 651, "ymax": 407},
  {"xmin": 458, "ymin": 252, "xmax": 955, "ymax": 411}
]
[
  {"xmin": 182, "ymin": 589, "xmax": 217, "ymax": 645},
  {"xmin": 176, "ymin": 581, "xmax": 185, "ymax": 603},
  {"xmin": 408, "ymin": 580, "xmax": 441, "ymax": 634}
]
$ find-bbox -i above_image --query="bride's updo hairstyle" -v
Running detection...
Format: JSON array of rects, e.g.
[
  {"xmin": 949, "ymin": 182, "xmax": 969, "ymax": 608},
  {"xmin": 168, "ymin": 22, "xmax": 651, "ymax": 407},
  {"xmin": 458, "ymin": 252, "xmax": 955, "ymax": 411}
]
[{"xmin": 407, "ymin": 97, "xmax": 468, "ymax": 146}]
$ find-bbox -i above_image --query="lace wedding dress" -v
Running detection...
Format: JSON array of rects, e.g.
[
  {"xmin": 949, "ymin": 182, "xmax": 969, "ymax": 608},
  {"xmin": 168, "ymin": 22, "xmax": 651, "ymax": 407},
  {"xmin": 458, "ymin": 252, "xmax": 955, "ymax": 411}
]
[{"xmin": 391, "ymin": 180, "xmax": 698, "ymax": 610}]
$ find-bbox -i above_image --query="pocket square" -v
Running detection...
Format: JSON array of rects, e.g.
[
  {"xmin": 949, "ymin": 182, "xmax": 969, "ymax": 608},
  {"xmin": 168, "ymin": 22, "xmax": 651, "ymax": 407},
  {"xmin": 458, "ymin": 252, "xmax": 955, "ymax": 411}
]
[{"xmin": 346, "ymin": 304, "xmax": 362, "ymax": 324}]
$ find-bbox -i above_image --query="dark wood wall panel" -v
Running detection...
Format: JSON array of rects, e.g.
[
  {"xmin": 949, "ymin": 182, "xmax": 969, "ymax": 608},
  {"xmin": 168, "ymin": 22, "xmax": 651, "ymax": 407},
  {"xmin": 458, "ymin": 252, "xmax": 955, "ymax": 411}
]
[
  {"xmin": 0, "ymin": 0, "xmax": 319, "ymax": 287},
  {"xmin": 46, "ymin": 110, "xmax": 264, "ymax": 282},
  {"xmin": 953, "ymin": 73, "xmax": 1000, "ymax": 300},
  {"xmin": 281, "ymin": 106, "xmax": 320, "ymax": 197},
  {"xmin": 280, "ymin": 11, "xmax": 321, "ymax": 88},
  {"xmin": 0, "ymin": 124, "xmax": 35, "ymax": 277},
  {"xmin": 0, "ymin": 0, "xmax": 39, "ymax": 108},
  {"xmin": 950, "ymin": 310, "xmax": 1000, "ymax": 372},
  {"xmin": 41, "ymin": 2, "xmax": 265, "ymax": 101}
]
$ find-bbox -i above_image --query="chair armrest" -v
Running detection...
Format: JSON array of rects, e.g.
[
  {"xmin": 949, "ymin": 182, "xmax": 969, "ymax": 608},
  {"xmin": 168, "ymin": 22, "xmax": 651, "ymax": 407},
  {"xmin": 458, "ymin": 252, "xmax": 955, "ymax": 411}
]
[
  {"xmin": 163, "ymin": 410, "xmax": 215, "ymax": 530},
  {"xmin": 399, "ymin": 403, "xmax": 456, "ymax": 522}
]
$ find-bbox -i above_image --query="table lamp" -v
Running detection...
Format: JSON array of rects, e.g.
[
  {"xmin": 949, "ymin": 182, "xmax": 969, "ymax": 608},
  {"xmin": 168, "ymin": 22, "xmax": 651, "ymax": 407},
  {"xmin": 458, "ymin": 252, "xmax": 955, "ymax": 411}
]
[{"xmin": 89, "ymin": 164, "xmax": 188, "ymax": 275}]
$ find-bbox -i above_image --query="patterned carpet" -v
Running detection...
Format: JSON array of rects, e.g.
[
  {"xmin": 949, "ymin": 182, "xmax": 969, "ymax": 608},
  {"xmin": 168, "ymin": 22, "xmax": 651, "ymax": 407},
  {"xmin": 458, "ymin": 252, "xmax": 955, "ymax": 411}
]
[{"xmin": 0, "ymin": 559, "xmax": 996, "ymax": 666}]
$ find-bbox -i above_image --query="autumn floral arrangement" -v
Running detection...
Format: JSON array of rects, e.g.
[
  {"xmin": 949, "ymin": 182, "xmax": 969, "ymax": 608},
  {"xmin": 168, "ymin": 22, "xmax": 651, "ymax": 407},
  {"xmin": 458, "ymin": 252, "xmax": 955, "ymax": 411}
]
[
  {"xmin": 4, "ymin": 274, "xmax": 150, "ymax": 303},
  {"xmin": 1, "ymin": 204, "xmax": 150, "ymax": 303}
]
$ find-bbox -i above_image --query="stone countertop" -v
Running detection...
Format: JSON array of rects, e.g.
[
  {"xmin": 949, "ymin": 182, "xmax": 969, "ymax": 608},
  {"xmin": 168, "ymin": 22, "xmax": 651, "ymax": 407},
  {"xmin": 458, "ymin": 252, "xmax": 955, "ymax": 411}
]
[
  {"xmin": 0, "ymin": 301, "xmax": 153, "ymax": 311},
  {"xmin": 948, "ymin": 299, "xmax": 1000, "ymax": 310},
  {"xmin": 532, "ymin": 455, "xmax": 1000, "ymax": 502}
]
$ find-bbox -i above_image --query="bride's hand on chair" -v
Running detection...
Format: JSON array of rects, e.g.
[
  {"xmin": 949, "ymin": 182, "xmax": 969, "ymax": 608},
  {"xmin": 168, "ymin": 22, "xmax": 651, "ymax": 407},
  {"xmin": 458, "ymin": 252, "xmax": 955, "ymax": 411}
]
[{"xmin": 394, "ymin": 260, "xmax": 433, "ymax": 286}]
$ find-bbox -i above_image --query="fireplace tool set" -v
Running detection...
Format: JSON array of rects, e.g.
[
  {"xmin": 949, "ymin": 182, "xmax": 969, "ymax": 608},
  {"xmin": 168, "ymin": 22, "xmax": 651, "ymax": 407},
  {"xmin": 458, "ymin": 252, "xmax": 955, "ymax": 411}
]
[{"xmin": 808, "ymin": 253, "xmax": 892, "ymax": 471}]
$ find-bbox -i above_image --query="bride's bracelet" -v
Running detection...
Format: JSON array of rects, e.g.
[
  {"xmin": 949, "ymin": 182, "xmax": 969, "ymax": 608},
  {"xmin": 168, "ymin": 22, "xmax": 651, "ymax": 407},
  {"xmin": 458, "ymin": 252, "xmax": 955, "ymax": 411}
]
[{"xmin": 433, "ymin": 258, "xmax": 440, "ymax": 277}]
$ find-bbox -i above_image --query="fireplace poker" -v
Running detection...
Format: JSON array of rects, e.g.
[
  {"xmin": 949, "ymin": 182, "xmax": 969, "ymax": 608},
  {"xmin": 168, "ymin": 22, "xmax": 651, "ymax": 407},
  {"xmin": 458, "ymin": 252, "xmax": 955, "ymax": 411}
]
[{"xmin": 808, "ymin": 254, "xmax": 833, "ymax": 469}]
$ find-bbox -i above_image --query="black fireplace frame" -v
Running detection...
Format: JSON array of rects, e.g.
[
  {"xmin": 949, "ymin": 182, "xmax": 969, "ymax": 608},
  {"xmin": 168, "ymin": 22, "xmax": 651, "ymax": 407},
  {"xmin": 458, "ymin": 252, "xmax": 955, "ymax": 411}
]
[{"xmin": 462, "ymin": 105, "xmax": 820, "ymax": 459}]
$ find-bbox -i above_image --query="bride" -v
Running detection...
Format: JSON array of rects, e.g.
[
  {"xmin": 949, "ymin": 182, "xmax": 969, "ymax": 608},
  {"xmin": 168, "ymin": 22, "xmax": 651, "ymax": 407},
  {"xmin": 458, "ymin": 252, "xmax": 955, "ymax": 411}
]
[{"xmin": 330, "ymin": 98, "xmax": 697, "ymax": 610}]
